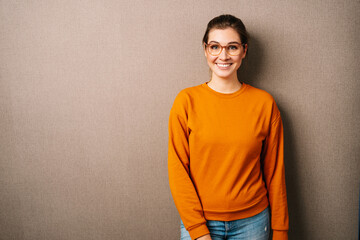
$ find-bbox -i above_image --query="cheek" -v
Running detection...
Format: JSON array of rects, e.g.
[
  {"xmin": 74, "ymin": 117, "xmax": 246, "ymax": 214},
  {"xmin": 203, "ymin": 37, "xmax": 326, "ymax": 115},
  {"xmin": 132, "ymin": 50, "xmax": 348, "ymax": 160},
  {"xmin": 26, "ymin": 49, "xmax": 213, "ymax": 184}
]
[
  {"xmin": 233, "ymin": 56, "xmax": 243, "ymax": 65},
  {"xmin": 206, "ymin": 55, "xmax": 217, "ymax": 64}
]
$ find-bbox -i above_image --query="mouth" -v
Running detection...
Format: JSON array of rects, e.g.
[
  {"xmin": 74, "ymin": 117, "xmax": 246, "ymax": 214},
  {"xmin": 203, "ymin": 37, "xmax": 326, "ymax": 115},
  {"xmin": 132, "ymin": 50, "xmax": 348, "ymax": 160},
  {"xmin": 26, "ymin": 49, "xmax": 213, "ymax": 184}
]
[{"xmin": 216, "ymin": 63, "xmax": 233, "ymax": 69}]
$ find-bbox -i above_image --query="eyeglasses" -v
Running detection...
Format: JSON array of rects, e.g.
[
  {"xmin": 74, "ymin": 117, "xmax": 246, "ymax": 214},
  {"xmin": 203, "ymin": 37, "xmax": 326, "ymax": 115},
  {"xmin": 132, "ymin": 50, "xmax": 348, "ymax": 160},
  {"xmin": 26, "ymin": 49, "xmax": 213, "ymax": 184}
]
[{"xmin": 205, "ymin": 42, "xmax": 245, "ymax": 56}]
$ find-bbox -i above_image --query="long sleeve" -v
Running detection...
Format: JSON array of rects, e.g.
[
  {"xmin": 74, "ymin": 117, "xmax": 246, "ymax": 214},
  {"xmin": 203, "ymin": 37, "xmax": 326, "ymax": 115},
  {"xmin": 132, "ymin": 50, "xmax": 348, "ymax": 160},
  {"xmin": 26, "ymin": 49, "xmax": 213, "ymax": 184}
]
[
  {"xmin": 168, "ymin": 83, "xmax": 289, "ymax": 239},
  {"xmin": 167, "ymin": 93, "xmax": 210, "ymax": 240},
  {"xmin": 260, "ymin": 112, "xmax": 289, "ymax": 240}
]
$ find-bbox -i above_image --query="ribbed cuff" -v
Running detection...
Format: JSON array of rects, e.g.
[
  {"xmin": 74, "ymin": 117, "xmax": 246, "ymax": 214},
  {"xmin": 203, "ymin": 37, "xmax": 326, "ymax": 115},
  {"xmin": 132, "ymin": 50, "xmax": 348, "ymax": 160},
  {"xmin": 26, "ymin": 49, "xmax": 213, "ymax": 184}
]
[
  {"xmin": 188, "ymin": 223, "xmax": 210, "ymax": 240},
  {"xmin": 272, "ymin": 230, "xmax": 288, "ymax": 240}
]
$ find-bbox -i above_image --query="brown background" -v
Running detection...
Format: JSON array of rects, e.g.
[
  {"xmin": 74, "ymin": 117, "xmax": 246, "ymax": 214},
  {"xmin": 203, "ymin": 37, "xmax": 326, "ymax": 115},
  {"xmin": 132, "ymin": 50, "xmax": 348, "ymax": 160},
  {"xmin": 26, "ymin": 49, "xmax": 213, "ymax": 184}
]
[{"xmin": 1, "ymin": 1, "xmax": 359, "ymax": 239}]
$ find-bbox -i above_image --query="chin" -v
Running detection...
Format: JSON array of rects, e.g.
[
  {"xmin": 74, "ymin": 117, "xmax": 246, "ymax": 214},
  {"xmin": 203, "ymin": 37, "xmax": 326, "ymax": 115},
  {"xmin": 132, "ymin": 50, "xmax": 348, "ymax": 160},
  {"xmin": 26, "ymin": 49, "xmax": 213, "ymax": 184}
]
[{"xmin": 213, "ymin": 71, "xmax": 236, "ymax": 79}]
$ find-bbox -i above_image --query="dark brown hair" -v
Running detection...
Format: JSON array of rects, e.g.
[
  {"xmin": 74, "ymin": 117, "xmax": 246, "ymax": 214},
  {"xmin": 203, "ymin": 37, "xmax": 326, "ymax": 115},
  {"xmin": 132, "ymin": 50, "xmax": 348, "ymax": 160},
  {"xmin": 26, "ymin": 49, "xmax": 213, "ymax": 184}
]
[{"xmin": 202, "ymin": 14, "xmax": 249, "ymax": 53}]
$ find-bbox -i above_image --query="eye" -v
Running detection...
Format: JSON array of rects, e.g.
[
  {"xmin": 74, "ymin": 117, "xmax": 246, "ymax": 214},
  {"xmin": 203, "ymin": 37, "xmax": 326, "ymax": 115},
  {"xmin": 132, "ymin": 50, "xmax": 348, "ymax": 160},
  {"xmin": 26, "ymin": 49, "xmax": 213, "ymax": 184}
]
[
  {"xmin": 210, "ymin": 44, "xmax": 220, "ymax": 50},
  {"xmin": 228, "ymin": 45, "xmax": 239, "ymax": 50}
]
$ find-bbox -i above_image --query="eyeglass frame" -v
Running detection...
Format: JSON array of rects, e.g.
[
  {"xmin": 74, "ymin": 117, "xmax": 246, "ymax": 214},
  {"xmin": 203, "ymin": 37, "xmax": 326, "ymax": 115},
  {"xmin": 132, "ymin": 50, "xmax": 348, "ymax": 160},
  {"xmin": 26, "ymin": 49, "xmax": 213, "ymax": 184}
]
[{"xmin": 204, "ymin": 42, "xmax": 247, "ymax": 56}]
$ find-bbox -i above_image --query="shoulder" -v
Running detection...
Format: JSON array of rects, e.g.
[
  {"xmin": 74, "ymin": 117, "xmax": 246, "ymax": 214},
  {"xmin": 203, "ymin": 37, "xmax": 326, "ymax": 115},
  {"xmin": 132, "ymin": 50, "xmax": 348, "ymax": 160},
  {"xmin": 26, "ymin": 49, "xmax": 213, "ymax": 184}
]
[
  {"xmin": 172, "ymin": 83, "xmax": 202, "ymax": 105},
  {"xmin": 245, "ymin": 84, "xmax": 276, "ymax": 103},
  {"xmin": 245, "ymin": 84, "xmax": 281, "ymax": 121},
  {"xmin": 170, "ymin": 83, "xmax": 202, "ymax": 114},
  {"xmin": 177, "ymin": 83, "xmax": 202, "ymax": 98}
]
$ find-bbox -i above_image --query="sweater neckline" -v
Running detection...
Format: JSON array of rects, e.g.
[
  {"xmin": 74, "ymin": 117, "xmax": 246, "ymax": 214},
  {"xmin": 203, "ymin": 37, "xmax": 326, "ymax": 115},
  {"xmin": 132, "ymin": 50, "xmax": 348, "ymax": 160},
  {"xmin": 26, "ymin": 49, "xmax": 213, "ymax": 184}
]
[{"xmin": 201, "ymin": 81, "xmax": 247, "ymax": 98}]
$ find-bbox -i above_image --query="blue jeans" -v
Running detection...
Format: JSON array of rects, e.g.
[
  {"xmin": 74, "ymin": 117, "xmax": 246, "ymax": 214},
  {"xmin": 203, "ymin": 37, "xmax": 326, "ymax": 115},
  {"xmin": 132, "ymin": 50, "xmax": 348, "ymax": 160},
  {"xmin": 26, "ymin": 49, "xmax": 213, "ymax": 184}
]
[{"xmin": 180, "ymin": 207, "xmax": 270, "ymax": 240}]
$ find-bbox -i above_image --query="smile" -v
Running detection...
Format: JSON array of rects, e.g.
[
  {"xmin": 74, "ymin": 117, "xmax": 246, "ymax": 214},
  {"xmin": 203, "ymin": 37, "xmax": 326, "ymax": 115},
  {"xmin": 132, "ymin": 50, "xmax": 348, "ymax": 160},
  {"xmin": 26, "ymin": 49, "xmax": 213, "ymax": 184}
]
[{"xmin": 216, "ymin": 63, "xmax": 232, "ymax": 68}]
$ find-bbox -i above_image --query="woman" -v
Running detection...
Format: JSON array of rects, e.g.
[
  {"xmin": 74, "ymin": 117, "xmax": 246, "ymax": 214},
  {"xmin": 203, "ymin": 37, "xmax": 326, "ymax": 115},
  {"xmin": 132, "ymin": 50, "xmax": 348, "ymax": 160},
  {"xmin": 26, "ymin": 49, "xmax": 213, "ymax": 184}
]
[{"xmin": 168, "ymin": 14, "xmax": 289, "ymax": 240}]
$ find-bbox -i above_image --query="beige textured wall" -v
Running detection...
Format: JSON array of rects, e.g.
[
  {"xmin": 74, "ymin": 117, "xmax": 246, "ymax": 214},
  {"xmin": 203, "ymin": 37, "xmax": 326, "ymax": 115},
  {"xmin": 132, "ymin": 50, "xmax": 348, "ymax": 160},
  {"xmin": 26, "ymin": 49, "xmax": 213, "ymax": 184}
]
[{"xmin": 1, "ymin": 1, "xmax": 359, "ymax": 239}]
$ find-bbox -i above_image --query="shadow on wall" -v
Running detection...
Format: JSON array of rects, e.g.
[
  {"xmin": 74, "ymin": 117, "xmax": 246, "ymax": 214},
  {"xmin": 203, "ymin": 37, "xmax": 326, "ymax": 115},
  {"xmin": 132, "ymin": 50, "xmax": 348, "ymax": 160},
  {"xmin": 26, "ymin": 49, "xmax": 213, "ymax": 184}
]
[
  {"xmin": 237, "ymin": 33, "xmax": 264, "ymax": 84},
  {"xmin": 237, "ymin": 33, "xmax": 307, "ymax": 240}
]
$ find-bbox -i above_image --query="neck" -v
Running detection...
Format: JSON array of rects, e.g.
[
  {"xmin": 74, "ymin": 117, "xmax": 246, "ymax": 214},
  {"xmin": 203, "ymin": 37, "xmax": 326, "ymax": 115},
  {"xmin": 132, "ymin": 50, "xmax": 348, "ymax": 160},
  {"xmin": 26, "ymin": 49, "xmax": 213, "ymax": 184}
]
[{"xmin": 208, "ymin": 73, "xmax": 242, "ymax": 93}]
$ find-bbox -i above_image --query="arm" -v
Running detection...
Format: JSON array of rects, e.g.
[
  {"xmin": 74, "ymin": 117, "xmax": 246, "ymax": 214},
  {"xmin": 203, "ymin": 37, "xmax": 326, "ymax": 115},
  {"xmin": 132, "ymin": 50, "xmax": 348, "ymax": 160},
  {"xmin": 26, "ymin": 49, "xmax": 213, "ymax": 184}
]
[
  {"xmin": 196, "ymin": 234, "xmax": 212, "ymax": 240},
  {"xmin": 168, "ymin": 95, "xmax": 210, "ymax": 240},
  {"xmin": 260, "ymin": 113, "xmax": 289, "ymax": 240}
]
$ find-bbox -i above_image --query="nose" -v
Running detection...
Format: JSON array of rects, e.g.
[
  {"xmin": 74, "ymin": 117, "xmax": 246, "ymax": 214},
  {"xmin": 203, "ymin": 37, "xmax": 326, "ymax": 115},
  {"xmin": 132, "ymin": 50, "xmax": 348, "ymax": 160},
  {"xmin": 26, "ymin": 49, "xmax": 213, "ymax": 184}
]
[{"xmin": 219, "ymin": 47, "xmax": 230, "ymax": 60}]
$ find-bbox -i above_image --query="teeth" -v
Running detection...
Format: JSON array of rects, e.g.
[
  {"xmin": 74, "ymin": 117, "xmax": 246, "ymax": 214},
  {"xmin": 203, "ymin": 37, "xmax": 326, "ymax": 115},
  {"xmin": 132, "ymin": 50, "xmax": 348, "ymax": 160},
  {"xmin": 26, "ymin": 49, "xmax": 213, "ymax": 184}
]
[{"xmin": 217, "ymin": 63, "xmax": 231, "ymax": 67}]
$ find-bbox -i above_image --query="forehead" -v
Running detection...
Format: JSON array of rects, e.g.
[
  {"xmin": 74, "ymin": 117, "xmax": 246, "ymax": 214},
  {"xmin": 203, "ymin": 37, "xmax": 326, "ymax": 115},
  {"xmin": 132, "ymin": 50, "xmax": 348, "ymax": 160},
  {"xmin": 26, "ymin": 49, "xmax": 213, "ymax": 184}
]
[{"xmin": 208, "ymin": 27, "xmax": 241, "ymax": 44}]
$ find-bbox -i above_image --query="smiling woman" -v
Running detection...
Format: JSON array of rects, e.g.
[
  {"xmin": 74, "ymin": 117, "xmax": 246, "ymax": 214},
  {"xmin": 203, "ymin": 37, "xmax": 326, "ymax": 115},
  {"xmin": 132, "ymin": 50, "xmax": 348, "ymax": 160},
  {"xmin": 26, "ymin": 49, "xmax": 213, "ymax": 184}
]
[
  {"xmin": 203, "ymin": 27, "xmax": 247, "ymax": 84},
  {"xmin": 168, "ymin": 14, "xmax": 289, "ymax": 240},
  {"xmin": 202, "ymin": 14, "xmax": 249, "ymax": 93}
]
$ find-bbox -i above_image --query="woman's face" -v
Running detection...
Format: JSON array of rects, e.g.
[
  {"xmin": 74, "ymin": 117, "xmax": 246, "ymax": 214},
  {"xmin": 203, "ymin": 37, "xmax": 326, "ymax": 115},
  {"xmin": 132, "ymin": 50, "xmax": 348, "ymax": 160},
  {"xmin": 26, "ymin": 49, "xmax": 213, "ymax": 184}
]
[{"xmin": 204, "ymin": 27, "xmax": 247, "ymax": 80}]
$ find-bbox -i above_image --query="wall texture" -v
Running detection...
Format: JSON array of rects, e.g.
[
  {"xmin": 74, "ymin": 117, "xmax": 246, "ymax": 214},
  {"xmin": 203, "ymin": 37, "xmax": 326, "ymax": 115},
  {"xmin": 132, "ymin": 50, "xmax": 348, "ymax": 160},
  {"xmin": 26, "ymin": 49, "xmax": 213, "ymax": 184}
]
[{"xmin": 0, "ymin": 1, "xmax": 359, "ymax": 239}]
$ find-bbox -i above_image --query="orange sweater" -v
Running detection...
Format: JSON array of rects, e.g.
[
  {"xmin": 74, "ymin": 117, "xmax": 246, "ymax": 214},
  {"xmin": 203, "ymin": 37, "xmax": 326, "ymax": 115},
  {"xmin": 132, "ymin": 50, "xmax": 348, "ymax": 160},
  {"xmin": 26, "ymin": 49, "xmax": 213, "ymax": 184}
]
[{"xmin": 168, "ymin": 81, "xmax": 289, "ymax": 240}]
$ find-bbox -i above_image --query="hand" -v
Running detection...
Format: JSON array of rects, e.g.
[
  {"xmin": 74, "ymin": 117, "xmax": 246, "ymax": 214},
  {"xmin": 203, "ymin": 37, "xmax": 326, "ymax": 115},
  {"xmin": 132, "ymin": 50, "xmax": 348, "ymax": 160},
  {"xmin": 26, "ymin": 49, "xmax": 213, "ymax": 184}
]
[{"xmin": 196, "ymin": 234, "xmax": 212, "ymax": 240}]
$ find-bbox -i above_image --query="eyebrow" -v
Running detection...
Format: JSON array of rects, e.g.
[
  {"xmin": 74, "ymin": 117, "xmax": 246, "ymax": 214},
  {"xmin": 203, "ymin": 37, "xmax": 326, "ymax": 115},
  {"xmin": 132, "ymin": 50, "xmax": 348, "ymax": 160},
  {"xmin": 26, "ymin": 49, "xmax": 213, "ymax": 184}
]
[{"xmin": 208, "ymin": 41, "xmax": 241, "ymax": 45}]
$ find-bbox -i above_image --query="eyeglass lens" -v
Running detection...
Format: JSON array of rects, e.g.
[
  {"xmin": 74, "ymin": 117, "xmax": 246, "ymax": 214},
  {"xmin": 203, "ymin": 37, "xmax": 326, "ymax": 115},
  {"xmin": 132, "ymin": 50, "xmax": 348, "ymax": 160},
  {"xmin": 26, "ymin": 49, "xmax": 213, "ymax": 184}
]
[{"xmin": 208, "ymin": 43, "xmax": 242, "ymax": 56}]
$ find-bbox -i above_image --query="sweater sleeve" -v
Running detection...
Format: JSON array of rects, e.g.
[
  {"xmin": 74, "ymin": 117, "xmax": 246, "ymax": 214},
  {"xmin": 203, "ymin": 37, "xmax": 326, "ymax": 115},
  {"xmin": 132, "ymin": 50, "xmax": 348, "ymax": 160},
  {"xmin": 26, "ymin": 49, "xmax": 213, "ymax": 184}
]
[
  {"xmin": 260, "ymin": 110, "xmax": 289, "ymax": 240},
  {"xmin": 168, "ymin": 93, "xmax": 210, "ymax": 240}
]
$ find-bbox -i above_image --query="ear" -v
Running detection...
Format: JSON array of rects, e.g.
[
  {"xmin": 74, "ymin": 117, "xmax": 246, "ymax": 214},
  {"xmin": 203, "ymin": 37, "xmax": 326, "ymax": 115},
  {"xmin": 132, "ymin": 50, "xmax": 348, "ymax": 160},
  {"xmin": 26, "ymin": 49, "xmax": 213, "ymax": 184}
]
[
  {"xmin": 203, "ymin": 43, "xmax": 207, "ymax": 57},
  {"xmin": 242, "ymin": 44, "xmax": 248, "ymax": 59}
]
